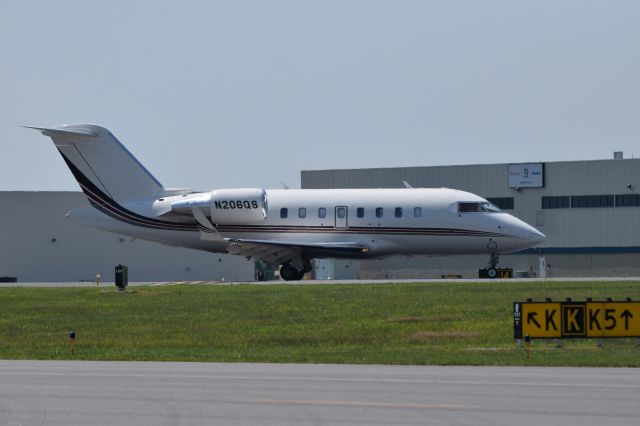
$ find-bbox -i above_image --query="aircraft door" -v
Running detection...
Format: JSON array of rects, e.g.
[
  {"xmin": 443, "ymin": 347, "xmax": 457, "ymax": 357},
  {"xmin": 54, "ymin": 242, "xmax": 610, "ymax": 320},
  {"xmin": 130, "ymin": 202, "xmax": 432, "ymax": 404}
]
[{"xmin": 335, "ymin": 206, "xmax": 348, "ymax": 229}]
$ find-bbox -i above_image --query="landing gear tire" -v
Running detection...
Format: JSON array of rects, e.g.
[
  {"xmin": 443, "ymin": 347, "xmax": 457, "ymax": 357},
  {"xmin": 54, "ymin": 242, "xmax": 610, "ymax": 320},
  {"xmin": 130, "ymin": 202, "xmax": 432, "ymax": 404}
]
[
  {"xmin": 280, "ymin": 257, "xmax": 314, "ymax": 281},
  {"xmin": 280, "ymin": 265, "xmax": 301, "ymax": 281},
  {"xmin": 487, "ymin": 267, "xmax": 498, "ymax": 279}
]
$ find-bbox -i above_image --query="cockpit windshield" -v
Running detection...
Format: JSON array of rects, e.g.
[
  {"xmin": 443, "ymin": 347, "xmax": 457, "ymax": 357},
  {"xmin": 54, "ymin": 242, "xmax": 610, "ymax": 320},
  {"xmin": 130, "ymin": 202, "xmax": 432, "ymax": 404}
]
[
  {"xmin": 481, "ymin": 202, "xmax": 502, "ymax": 213},
  {"xmin": 458, "ymin": 202, "xmax": 502, "ymax": 213}
]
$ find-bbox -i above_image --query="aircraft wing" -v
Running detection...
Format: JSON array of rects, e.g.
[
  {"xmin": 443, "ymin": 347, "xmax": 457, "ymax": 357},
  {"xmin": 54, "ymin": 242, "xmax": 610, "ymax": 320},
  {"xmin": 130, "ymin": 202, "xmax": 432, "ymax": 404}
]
[{"xmin": 225, "ymin": 238, "xmax": 369, "ymax": 263}]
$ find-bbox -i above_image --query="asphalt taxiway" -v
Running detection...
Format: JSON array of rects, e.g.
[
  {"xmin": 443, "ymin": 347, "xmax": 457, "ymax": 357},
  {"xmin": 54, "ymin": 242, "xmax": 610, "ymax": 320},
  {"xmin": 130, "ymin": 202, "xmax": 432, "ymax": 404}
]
[{"xmin": 1, "ymin": 361, "xmax": 639, "ymax": 425}]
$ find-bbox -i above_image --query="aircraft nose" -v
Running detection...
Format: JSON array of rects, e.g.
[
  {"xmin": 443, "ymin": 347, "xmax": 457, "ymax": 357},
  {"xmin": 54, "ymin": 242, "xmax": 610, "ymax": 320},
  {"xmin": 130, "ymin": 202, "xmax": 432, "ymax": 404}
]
[
  {"xmin": 501, "ymin": 215, "xmax": 545, "ymax": 247},
  {"xmin": 515, "ymin": 222, "xmax": 545, "ymax": 245},
  {"xmin": 528, "ymin": 229, "xmax": 546, "ymax": 244}
]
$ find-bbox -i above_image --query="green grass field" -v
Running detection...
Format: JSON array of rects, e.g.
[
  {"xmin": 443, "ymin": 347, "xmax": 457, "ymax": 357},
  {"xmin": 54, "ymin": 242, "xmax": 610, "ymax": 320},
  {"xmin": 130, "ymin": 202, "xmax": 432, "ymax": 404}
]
[{"xmin": 1, "ymin": 281, "xmax": 640, "ymax": 366}]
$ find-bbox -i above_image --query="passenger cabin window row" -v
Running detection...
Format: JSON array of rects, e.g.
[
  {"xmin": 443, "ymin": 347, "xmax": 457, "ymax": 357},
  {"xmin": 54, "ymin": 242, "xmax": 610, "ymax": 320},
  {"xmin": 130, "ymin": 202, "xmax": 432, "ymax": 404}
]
[
  {"xmin": 542, "ymin": 194, "xmax": 640, "ymax": 209},
  {"xmin": 277, "ymin": 206, "xmax": 426, "ymax": 220}
]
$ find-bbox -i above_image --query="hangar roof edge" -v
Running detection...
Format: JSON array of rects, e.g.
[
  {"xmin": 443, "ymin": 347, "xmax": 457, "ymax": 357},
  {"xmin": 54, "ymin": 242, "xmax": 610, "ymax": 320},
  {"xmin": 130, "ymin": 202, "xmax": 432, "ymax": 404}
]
[{"xmin": 301, "ymin": 157, "xmax": 640, "ymax": 174}]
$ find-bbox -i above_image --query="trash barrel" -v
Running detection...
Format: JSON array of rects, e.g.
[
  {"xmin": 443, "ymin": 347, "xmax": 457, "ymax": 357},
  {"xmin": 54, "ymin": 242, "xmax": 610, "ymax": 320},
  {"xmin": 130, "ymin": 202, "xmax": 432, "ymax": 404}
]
[{"xmin": 115, "ymin": 264, "xmax": 128, "ymax": 290}]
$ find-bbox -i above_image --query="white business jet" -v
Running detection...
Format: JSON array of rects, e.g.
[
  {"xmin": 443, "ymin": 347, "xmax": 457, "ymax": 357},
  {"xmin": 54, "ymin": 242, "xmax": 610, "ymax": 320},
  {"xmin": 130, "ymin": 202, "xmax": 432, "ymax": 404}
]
[{"xmin": 29, "ymin": 124, "xmax": 545, "ymax": 280}]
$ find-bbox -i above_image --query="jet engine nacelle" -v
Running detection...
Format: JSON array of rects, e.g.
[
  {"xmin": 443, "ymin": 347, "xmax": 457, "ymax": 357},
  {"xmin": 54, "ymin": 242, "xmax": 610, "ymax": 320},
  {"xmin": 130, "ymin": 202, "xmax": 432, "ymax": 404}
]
[{"xmin": 209, "ymin": 188, "xmax": 267, "ymax": 225}]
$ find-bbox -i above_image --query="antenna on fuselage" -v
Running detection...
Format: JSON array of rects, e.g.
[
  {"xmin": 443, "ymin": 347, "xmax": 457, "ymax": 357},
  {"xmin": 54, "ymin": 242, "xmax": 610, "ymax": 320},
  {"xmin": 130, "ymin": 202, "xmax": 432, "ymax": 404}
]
[{"xmin": 402, "ymin": 180, "xmax": 413, "ymax": 189}]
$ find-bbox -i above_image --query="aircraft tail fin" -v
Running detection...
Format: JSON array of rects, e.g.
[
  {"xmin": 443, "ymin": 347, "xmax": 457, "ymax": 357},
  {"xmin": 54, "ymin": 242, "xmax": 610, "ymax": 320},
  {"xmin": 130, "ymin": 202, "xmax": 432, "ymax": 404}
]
[{"xmin": 28, "ymin": 124, "xmax": 165, "ymax": 203}]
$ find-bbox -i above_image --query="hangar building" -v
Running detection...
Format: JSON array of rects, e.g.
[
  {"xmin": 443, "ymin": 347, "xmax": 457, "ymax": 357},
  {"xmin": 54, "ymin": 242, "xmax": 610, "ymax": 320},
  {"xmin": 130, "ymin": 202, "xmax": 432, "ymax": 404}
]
[
  {"xmin": 0, "ymin": 192, "xmax": 254, "ymax": 283},
  {"xmin": 302, "ymin": 155, "xmax": 640, "ymax": 279}
]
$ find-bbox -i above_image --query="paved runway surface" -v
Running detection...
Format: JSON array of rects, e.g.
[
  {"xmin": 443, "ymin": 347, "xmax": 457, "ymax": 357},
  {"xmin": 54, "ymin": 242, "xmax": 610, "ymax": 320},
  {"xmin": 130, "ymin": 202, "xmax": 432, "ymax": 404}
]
[{"xmin": 1, "ymin": 361, "xmax": 639, "ymax": 425}]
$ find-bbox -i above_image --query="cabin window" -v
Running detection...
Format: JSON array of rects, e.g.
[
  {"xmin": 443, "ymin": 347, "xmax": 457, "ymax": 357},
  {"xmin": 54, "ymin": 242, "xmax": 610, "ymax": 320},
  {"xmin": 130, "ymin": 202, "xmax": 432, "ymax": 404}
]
[
  {"xmin": 298, "ymin": 207, "xmax": 306, "ymax": 218},
  {"xmin": 337, "ymin": 207, "xmax": 346, "ymax": 218},
  {"xmin": 376, "ymin": 207, "xmax": 383, "ymax": 218},
  {"xmin": 357, "ymin": 207, "xmax": 364, "ymax": 218},
  {"xmin": 280, "ymin": 208, "xmax": 288, "ymax": 218},
  {"xmin": 395, "ymin": 207, "xmax": 402, "ymax": 218},
  {"xmin": 414, "ymin": 207, "xmax": 422, "ymax": 218},
  {"xmin": 318, "ymin": 207, "xmax": 326, "ymax": 218}
]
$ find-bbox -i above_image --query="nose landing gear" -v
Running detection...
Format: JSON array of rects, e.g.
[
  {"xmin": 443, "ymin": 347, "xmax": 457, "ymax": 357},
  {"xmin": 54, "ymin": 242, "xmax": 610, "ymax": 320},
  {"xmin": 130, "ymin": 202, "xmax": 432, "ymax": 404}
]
[
  {"xmin": 479, "ymin": 253, "xmax": 513, "ymax": 278},
  {"xmin": 486, "ymin": 253, "xmax": 500, "ymax": 279}
]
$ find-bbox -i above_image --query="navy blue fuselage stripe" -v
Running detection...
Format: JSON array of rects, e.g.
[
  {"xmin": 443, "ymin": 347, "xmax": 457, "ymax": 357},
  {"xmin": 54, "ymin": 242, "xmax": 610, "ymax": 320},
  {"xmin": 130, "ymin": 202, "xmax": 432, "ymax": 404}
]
[
  {"xmin": 215, "ymin": 225, "xmax": 510, "ymax": 238},
  {"xmin": 59, "ymin": 152, "xmax": 197, "ymax": 231},
  {"xmin": 82, "ymin": 183, "xmax": 195, "ymax": 230}
]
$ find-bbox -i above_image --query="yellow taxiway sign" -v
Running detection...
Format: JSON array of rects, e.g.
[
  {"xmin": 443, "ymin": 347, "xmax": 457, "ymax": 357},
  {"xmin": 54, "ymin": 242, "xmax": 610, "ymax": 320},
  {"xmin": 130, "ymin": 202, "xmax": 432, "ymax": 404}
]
[{"xmin": 514, "ymin": 301, "xmax": 640, "ymax": 339}]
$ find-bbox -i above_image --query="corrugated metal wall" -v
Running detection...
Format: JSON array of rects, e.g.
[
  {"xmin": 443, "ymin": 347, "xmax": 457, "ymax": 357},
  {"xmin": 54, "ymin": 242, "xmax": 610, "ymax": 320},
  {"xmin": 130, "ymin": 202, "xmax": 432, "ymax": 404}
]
[
  {"xmin": 0, "ymin": 192, "xmax": 254, "ymax": 282},
  {"xmin": 302, "ymin": 158, "xmax": 640, "ymax": 278}
]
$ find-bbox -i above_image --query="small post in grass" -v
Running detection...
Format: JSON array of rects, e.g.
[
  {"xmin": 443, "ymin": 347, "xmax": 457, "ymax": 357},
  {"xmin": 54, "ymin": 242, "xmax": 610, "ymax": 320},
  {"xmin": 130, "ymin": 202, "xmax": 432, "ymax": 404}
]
[
  {"xmin": 524, "ymin": 333, "xmax": 531, "ymax": 359},
  {"xmin": 96, "ymin": 273, "xmax": 101, "ymax": 287},
  {"xmin": 69, "ymin": 331, "xmax": 76, "ymax": 356}
]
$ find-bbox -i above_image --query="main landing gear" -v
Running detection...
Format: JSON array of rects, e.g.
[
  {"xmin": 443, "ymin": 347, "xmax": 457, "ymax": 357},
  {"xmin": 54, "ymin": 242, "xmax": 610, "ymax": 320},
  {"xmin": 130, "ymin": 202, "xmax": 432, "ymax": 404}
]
[{"xmin": 279, "ymin": 259, "xmax": 313, "ymax": 281}]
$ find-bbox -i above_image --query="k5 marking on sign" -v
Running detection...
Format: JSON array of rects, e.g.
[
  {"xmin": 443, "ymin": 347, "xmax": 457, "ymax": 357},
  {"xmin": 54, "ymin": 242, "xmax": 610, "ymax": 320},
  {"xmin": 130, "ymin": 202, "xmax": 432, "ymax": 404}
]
[
  {"xmin": 514, "ymin": 301, "xmax": 640, "ymax": 339},
  {"xmin": 585, "ymin": 302, "xmax": 640, "ymax": 338}
]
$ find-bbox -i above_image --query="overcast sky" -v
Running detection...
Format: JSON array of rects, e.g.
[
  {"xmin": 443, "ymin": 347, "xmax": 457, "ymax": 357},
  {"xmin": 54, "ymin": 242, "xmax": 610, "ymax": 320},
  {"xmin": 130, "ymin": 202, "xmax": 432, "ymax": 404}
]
[{"xmin": 1, "ymin": 1, "xmax": 639, "ymax": 192}]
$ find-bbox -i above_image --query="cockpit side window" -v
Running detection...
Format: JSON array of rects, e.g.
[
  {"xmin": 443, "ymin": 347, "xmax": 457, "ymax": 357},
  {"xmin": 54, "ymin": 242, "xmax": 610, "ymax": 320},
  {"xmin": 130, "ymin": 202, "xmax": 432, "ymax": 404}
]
[
  {"xmin": 458, "ymin": 202, "xmax": 484, "ymax": 213},
  {"xmin": 458, "ymin": 202, "xmax": 502, "ymax": 213}
]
